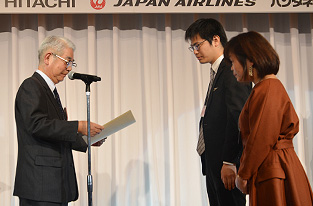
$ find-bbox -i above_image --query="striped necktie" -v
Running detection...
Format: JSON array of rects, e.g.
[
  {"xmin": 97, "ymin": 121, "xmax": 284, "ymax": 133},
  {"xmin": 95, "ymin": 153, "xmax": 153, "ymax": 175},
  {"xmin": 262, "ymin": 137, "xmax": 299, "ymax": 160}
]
[
  {"xmin": 53, "ymin": 88, "xmax": 66, "ymax": 120},
  {"xmin": 197, "ymin": 67, "xmax": 215, "ymax": 155}
]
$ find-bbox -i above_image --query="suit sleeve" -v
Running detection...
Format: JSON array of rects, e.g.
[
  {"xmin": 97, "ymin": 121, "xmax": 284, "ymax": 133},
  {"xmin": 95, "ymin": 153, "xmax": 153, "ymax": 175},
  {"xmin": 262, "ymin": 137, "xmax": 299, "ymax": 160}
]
[
  {"xmin": 15, "ymin": 78, "xmax": 82, "ymax": 143},
  {"xmin": 71, "ymin": 134, "xmax": 88, "ymax": 152},
  {"xmin": 222, "ymin": 68, "xmax": 251, "ymax": 164}
]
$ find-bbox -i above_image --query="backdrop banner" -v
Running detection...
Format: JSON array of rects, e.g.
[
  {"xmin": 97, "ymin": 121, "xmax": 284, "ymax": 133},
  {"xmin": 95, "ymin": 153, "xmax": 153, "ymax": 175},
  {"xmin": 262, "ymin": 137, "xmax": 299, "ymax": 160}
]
[{"xmin": 1, "ymin": 0, "xmax": 312, "ymax": 13}]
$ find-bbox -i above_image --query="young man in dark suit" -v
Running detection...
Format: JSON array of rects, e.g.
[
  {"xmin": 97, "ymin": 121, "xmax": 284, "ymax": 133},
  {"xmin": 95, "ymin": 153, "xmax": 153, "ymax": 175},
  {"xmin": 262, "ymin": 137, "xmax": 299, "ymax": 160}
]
[
  {"xmin": 185, "ymin": 18, "xmax": 251, "ymax": 206},
  {"xmin": 13, "ymin": 36, "xmax": 104, "ymax": 206}
]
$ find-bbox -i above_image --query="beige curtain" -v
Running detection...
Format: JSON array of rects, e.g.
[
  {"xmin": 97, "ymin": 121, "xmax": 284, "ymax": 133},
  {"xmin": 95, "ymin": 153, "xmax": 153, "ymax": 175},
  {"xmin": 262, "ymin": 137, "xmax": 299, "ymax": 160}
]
[{"xmin": 0, "ymin": 13, "xmax": 312, "ymax": 206}]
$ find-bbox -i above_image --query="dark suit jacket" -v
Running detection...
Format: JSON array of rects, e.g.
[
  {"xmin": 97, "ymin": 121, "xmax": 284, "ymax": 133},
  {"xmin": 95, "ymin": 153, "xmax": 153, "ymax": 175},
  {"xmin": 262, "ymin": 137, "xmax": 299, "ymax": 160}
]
[
  {"xmin": 200, "ymin": 59, "xmax": 251, "ymax": 177},
  {"xmin": 13, "ymin": 72, "xmax": 88, "ymax": 203}
]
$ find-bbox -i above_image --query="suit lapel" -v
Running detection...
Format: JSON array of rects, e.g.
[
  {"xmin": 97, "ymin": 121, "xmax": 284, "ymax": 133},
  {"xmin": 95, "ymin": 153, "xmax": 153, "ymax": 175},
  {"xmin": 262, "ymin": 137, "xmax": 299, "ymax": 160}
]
[
  {"xmin": 32, "ymin": 72, "xmax": 65, "ymax": 120},
  {"xmin": 206, "ymin": 59, "xmax": 226, "ymax": 107}
]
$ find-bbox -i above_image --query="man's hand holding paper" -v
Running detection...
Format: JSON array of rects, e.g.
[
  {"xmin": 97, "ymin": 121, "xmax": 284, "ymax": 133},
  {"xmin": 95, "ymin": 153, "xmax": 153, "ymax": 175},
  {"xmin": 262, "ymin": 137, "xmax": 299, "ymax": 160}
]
[
  {"xmin": 92, "ymin": 138, "xmax": 106, "ymax": 147},
  {"xmin": 82, "ymin": 110, "xmax": 136, "ymax": 145},
  {"xmin": 78, "ymin": 121, "xmax": 104, "ymax": 137}
]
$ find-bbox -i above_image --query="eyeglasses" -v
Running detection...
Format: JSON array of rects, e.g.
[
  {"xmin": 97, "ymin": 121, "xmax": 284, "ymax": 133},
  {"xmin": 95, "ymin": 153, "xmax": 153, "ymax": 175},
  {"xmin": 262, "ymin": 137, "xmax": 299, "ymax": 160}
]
[
  {"xmin": 52, "ymin": 53, "xmax": 77, "ymax": 68},
  {"xmin": 188, "ymin": 40, "xmax": 207, "ymax": 52}
]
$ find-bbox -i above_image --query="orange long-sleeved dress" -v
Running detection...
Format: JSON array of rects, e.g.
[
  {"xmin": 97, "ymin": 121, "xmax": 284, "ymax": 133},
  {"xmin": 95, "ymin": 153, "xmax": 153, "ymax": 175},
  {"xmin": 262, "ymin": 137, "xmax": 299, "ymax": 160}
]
[{"xmin": 238, "ymin": 78, "xmax": 313, "ymax": 206}]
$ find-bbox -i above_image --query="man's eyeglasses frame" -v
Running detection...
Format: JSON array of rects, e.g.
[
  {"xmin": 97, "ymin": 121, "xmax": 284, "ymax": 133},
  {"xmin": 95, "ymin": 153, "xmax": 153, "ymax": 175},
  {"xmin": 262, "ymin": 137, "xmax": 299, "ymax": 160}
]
[
  {"xmin": 51, "ymin": 53, "xmax": 77, "ymax": 68},
  {"xmin": 188, "ymin": 40, "xmax": 207, "ymax": 52}
]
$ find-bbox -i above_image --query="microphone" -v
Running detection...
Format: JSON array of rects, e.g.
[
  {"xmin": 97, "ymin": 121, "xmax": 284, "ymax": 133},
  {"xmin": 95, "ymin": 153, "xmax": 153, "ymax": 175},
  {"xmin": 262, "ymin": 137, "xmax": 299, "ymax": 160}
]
[{"xmin": 68, "ymin": 71, "xmax": 101, "ymax": 83}]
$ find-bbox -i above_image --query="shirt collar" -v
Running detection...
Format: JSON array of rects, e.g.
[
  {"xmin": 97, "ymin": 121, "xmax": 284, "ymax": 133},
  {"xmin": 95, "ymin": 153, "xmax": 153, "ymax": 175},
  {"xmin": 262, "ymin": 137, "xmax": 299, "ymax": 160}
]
[
  {"xmin": 211, "ymin": 54, "xmax": 224, "ymax": 74},
  {"xmin": 36, "ymin": 70, "xmax": 55, "ymax": 93}
]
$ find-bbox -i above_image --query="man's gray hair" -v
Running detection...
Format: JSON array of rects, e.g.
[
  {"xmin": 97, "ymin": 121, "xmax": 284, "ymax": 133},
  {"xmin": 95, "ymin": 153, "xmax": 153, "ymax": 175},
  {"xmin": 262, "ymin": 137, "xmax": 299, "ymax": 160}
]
[{"xmin": 38, "ymin": 36, "xmax": 76, "ymax": 63}]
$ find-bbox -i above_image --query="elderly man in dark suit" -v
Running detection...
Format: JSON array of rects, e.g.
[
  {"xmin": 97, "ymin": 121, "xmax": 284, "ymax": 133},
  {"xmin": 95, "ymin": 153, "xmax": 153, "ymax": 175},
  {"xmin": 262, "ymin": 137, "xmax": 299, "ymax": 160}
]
[
  {"xmin": 185, "ymin": 18, "xmax": 251, "ymax": 206},
  {"xmin": 13, "ymin": 36, "xmax": 104, "ymax": 206}
]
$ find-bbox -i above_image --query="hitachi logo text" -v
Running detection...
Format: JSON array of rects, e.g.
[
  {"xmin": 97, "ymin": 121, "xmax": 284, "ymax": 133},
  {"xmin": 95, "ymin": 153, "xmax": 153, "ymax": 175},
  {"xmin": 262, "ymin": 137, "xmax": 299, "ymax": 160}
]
[{"xmin": 5, "ymin": 0, "xmax": 76, "ymax": 8}]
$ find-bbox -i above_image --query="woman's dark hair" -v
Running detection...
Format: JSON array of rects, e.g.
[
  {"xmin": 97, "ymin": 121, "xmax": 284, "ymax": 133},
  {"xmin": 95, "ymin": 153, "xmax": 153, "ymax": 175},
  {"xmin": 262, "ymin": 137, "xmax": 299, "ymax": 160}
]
[
  {"xmin": 224, "ymin": 31, "xmax": 280, "ymax": 80},
  {"xmin": 185, "ymin": 18, "xmax": 228, "ymax": 47}
]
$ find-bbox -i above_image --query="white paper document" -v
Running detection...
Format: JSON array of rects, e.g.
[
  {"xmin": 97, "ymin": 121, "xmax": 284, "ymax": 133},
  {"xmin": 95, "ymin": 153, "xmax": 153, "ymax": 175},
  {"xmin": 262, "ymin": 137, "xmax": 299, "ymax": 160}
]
[{"xmin": 83, "ymin": 110, "xmax": 136, "ymax": 145}]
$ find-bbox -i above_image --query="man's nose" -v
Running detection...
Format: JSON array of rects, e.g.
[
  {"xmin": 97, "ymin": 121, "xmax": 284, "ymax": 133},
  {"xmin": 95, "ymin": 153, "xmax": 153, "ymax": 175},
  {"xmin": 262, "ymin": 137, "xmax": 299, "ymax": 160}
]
[{"xmin": 66, "ymin": 65, "xmax": 73, "ymax": 71}]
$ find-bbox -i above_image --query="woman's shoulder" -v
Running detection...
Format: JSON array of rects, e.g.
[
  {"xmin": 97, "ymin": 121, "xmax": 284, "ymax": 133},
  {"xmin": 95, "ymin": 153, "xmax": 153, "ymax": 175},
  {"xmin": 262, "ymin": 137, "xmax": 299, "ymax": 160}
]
[
  {"xmin": 251, "ymin": 78, "xmax": 289, "ymax": 102},
  {"xmin": 254, "ymin": 78, "xmax": 284, "ymax": 92}
]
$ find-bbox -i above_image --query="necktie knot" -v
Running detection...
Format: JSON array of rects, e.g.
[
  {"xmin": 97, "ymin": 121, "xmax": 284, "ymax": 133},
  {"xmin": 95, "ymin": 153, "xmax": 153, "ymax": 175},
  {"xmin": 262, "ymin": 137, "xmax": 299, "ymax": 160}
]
[{"xmin": 53, "ymin": 88, "xmax": 59, "ymax": 98}]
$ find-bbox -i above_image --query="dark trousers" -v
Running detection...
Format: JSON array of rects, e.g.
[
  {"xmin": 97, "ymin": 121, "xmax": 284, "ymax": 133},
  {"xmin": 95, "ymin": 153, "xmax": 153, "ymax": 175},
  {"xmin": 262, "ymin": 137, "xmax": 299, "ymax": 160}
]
[
  {"xmin": 19, "ymin": 198, "xmax": 68, "ymax": 206},
  {"xmin": 206, "ymin": 169, "xmax": 246, "ymax": 206}
]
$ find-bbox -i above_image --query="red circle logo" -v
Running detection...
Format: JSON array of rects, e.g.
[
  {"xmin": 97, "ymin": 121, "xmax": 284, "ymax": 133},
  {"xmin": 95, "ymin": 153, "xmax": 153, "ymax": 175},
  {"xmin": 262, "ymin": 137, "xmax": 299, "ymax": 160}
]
[{"xmin": 90, "ymin": 0, "xmax": 106, "ymax": 10}]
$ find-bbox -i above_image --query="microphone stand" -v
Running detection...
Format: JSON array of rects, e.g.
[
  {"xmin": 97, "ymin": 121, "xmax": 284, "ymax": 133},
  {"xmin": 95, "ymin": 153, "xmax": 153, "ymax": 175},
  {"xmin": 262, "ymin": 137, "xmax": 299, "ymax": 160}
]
[
  {"xmin": 85, "ymin": 82, "xmax": 93, "ymax": 206},
  {"xmin": 80, "ymin": 76, "xmax": 101, "ymax": 206}
]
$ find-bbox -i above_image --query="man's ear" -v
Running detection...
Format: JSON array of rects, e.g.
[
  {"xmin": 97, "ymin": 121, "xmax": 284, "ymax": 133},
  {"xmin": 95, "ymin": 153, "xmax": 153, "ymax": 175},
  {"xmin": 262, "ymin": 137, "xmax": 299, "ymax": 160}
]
[
  {"xmin": 212, "ymin": 35, "xmax": 221, "ymax": 47},
  {"xmin": 43, "ymin": 52, "xmax": 52, "ymax": 65}
]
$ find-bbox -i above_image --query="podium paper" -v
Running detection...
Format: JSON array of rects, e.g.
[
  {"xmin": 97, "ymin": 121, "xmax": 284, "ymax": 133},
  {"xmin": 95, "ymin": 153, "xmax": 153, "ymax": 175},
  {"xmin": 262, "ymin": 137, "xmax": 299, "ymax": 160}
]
[{"xmin": 83, "ymin": 110, "xmax": 136, "ymax": 145}]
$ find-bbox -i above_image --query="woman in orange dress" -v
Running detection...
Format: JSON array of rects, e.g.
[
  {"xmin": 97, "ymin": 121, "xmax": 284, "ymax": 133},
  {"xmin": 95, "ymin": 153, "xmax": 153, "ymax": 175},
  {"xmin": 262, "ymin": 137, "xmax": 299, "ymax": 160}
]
[{"xmin": 224, "ymin": 31, "xmax": 313, "ymax": 206}]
